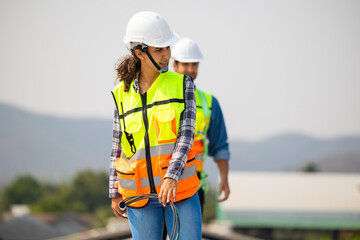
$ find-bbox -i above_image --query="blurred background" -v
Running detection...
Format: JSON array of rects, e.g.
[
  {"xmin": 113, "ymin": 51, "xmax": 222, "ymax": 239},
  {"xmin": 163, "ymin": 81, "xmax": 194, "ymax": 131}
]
[{"xmin": 0, "ymin": 0, "xmax": 359, "ymax": 239}]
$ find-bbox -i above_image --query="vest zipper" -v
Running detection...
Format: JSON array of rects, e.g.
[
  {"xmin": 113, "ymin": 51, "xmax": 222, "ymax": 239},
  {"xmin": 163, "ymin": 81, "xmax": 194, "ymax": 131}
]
[{"xmin": 141, "ymin": 92, "xmax": 156, "ymax": 194}]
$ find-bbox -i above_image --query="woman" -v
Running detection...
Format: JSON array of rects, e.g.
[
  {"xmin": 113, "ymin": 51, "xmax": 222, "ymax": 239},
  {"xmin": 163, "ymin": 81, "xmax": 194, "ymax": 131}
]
[{"xmin": 109, "ymin": 11, "xmax": 202, "ymax": 240}]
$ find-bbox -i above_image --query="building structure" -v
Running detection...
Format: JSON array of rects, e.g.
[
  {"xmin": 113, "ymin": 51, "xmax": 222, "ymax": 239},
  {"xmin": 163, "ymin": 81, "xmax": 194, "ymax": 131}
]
[{"xmin": 217, "ymin": 172, "xmax": 360, "ymax": 239}]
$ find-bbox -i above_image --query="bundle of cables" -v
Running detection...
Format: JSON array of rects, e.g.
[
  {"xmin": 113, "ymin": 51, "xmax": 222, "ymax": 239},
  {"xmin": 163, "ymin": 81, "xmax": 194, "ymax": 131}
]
[{"xmin": 118, "ymin": 193, "xmax": 181, "ymax": 240}]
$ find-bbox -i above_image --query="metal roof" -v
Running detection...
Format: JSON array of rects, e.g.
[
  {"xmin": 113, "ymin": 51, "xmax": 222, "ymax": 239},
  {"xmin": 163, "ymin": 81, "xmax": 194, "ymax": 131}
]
[
  {"xmin": 217, "ymin": 172, "xmax": 360, "ymax": 229},
  {"xmin": 0, "ymin": 215, "xmax": 61, "ymax": 240}
]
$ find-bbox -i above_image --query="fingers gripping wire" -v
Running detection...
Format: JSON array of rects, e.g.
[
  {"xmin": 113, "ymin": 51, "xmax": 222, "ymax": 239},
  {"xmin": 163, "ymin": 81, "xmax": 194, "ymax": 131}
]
[{"xmin": 119, "ymin": 194, "xmax": 181, "ymax": 240}]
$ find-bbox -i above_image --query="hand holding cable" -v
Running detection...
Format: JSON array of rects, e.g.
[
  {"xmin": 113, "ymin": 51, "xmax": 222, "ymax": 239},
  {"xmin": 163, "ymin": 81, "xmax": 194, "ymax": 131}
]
[
  {"xmin": 118, "ymin": 192, "xmax": 181, "ymax": 240},
  {"xmin": 111, "ymin": 196, "xmax": 127, "ymax": 219},
  {"xmin": 158, "ymin": 178, "xmax": 177, "ymax": 207}
]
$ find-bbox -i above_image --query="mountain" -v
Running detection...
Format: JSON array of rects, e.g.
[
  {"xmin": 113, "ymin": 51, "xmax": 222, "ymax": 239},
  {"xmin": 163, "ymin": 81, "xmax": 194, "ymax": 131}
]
[
  {"xmin": 1, "ymin": 103, "xmax": 360, "ymax": 187},
  {"xmin": 0, "ymin": 103, "xmax": 113, "ymax": 185},
  {"xmin": 228, "ymin": 133, "xmax": 360, "ymax": 171},
  {"xmin": 300, "ymin": 152, "xmax": 360, "ymax": 173}
]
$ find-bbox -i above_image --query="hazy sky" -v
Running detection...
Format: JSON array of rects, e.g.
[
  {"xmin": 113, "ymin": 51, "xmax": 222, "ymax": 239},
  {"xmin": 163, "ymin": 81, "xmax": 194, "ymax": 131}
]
[{"xmin": 0, "ymin": 0, "xmax": 359, "ymax": 140}]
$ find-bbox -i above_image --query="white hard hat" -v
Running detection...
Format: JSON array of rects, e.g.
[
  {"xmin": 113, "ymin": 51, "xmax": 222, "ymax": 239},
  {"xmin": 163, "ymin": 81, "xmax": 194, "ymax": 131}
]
[
  {"xmin": 123, "ymin": 11, "xmax": 180, "ymax": 49},
  {"xmin": 171, "ymin": 37, "xmax": 203, "ymax": 63}
]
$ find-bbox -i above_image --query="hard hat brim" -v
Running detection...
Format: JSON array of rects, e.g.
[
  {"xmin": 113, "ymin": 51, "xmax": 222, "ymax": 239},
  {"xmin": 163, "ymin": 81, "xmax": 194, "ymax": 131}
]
[
  {"xmin": 171, "ymin": 57, "xmax": 203, "ymax": 63},
  {"xmin": 147, "ymin": 33, "xmax": 180, "ymax": 48},
  {"xmin": 123, "ymin": 33, "xmax": 180, "ymax": 50}
]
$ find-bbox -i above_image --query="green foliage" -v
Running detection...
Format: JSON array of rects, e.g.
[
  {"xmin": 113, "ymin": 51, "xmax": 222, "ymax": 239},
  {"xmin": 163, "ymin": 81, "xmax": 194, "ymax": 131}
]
[
  {"xmin": 68, "ymin": 170, "xmax": 109, "ymax": 212},
  {"xmin": 69, "ymin": 202, "xmax": 88, "ymax": 213},
  {"xmin": 306, "ymin": 237, "xmax": 331, "ymax": 240},
  {"xmin": 1, "ymin": 175, "xmax": 44, "ymax": 210},
  {"xmin": 0, "ymin": 170, "xmax": 110, "ymax": 219},
  {"xmin": 93, "ymin": 206, "xmax": 114, "ymax": 228},
  {"xmin": 302, "ymin": 162, "xmax": 319, "ymax": 172},
  {"xmin": 350, "ymin": 233, "xmax": 360, "ymax": 240},
  {"xmin": 32, "ymin": 194, "xmax": 66, "ymax": 213}
]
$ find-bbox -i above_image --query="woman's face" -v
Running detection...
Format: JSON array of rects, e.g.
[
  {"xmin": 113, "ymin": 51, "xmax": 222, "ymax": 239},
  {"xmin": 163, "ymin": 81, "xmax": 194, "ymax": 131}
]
[{"xmin": 139, "ymin": 46, "xmax": 171, "ymax": 72}]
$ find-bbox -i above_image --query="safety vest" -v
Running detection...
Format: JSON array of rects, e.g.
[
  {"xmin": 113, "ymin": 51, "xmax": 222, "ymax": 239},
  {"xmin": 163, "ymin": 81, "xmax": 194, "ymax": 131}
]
[
  {"xmin": 193, "ymin": 89, "xmax": 212, "ymax": 172},
  {"xmin": 112, "ymin": 71, "xmax": 200, "ymax": 207}
]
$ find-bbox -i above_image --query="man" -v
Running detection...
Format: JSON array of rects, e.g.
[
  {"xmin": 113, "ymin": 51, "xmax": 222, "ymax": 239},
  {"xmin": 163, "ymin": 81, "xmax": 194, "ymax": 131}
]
[{"xmin": 171, "ymin": 37, "xmax": 231, "ymax": 214}]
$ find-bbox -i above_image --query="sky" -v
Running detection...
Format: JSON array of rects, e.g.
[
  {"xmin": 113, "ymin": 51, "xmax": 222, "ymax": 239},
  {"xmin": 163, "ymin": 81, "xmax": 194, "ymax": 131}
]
[{"xmin": 0, "ymin": 0, "xmax": 359, "ymax": 141}]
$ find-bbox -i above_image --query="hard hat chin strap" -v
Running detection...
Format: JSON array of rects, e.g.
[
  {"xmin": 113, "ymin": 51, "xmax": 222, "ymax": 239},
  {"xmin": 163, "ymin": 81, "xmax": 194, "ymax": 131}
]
[{"xmin": 141, "ymin": 44, "xmax": 168, "ymax": 73}]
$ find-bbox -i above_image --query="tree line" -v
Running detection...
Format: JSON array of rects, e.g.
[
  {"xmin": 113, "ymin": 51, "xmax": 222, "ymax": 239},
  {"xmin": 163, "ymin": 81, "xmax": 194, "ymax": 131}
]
[
  {"xmin": 1, "ymin": 169, "xmax": 217, "ymax": 226},
  {"xmin": 0, "ymin": 170, "xmax": 113, "ymax": 227}
]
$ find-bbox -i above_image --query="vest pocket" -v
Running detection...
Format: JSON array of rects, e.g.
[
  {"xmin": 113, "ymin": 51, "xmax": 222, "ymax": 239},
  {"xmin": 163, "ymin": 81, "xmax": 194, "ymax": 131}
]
[
  {"xmin": 159, "ymin": 157, "xmax": 198, "ymax": 188},
  {"xmin": 126, "ymin": 118, "xmax": 142, "ymax": 133},
  {"xmin": 115, "ymin": 158, "xmax": 142, "ymax": 196},
  {"xmin": 153, "ymin": 109, "xmax": 177, "ymax": 144},
  {"xmin": 177, "ymin": 156, "xmax": 198, "ymax": 191}
]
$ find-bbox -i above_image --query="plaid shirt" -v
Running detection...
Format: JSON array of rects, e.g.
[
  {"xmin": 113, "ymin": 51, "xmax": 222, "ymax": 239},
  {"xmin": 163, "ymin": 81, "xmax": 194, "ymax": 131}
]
[{"xmin": 109, "ymin": 75, "xmax": 196, "ymax": 198}]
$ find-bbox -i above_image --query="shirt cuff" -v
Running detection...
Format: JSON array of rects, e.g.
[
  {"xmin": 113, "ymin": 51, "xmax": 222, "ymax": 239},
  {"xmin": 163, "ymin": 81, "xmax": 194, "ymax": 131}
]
[
  {"xmin": 164, "ymin": 172, "xmax": 180, "ymax": 182},
  {"xmin": 109, "ymin": 189, "xmax": 122, "ymax": 198},
  {"xmin": 214, "ymin": 149, "xmax": 230, "ymax": 161}
]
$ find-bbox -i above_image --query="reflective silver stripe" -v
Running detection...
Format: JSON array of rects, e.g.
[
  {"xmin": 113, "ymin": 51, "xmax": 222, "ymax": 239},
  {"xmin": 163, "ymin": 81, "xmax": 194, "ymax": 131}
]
[
  {"xmin": 139, "ymin": 165, "xmax": 195, "ymax": 188},
  {"xmin": 122, "ymin": 143, "xmax": 175, "ymax": 162},
  {"xmin": 141, "ymin": 175, "xmax": 162, "ymax": 187},
  {"xmin": 179, "ymin": 165, "xmax": 196, "ymax": 181},
  {"xmin": 121, "ymin": 149, "xmax": 146, "ymax": 162},
  {"xmin": 120, "ymin": 166, "xmax": 195, "ymax": 190},
  {"xmin": 150, "ymin": 143, "xmax": 175, "ymax": 157},
  {"xmin": 195, "ymin": 154, "xmax": 202, "ymax": 161},
  {"xmin": 119, "ymin": 178, "xmax": 137, "ymax": 190}
]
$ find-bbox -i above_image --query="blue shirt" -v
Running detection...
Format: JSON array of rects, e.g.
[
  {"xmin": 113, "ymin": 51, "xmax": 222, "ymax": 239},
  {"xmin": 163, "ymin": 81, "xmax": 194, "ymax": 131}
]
[{"xmin": 206, "ymin": 96, "xmax": 230, "ymax": 161}]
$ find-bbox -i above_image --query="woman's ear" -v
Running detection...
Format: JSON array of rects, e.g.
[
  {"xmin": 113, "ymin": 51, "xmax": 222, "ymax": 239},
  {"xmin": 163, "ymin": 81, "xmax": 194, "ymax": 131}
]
[{"xmin": 134, "ymin": 49, "xmax": 144, "ymax": 60}]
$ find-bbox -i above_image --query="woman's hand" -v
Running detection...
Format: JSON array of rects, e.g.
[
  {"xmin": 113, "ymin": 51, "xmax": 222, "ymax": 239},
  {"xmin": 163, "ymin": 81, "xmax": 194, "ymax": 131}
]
[
  {"xmin": 111, "ymin": 196, "xmax": 128, "ymax": 219},
  {"xmin": 158, "ymin": 178, "xmax": 177, "ymax": 207}
]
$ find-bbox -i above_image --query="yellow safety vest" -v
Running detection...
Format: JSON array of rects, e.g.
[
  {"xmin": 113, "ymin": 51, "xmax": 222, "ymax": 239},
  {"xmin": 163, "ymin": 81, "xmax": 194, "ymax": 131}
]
[
  {"xmin": 193, "ymin": 88, "xmax": 212, "ymax": 172},
  {"xmin": 112, "ymin": 71, "xmax": 200, "ymax": 207}
]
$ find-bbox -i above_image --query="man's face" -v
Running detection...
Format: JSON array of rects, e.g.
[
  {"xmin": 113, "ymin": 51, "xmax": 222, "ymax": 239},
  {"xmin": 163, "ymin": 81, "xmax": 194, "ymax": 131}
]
[{"xmin": 173, "ymin": 61, "xmax": 199, "ymax": 80}]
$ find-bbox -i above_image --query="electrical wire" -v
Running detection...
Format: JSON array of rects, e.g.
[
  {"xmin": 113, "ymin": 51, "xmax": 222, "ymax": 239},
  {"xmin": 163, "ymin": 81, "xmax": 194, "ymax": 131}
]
[{"xmin": 119, "ymin": 194, "xmax": 180, "ymax": 240}]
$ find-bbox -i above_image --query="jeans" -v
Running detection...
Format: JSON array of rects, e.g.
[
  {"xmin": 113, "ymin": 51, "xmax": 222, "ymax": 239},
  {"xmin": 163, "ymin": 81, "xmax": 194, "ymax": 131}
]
[{"xmin": 127, "ymin": 193, "xmax": 202, "ymax": 240}]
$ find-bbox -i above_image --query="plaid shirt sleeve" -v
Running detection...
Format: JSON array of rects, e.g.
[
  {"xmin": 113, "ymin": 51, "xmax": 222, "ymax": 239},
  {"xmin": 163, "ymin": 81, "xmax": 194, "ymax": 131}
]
[
  {"xmin": 164, "ymin": 76, "xmax": 196, "ymax": 181},
  {"xmin": 109, "ymin": 108, "xmax": 122, "ymax": 198}
]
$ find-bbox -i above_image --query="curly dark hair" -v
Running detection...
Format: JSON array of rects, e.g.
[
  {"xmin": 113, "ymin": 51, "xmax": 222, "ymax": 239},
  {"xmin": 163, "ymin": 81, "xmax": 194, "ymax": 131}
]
[{"xmin": 115, "ymin": 45, "xmax": 142, "ymax": 92}]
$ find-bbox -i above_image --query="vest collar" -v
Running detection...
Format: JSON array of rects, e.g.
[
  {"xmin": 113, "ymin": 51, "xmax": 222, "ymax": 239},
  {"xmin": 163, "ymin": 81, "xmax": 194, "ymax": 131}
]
[{"xmin": 131, "ymin": 72, "xmax": 166, "ymax": 96}]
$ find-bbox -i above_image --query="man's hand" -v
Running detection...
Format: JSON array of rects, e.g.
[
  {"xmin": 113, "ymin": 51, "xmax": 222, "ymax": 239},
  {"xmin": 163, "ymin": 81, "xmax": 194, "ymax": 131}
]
[
  {"xmin": 217, "ymin": 180, "xmax": 230, "ymax": 202},
  {"xmin": 111, "ymin": 196, "xmax": 128, "ymax": 219},
  {"xmin": 216, "ymin": 159, "xmax": 230, "ymax": 202},
  {"xmin": 158, "ymin": 178, "xmax": 177, "ymax": 207}
]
